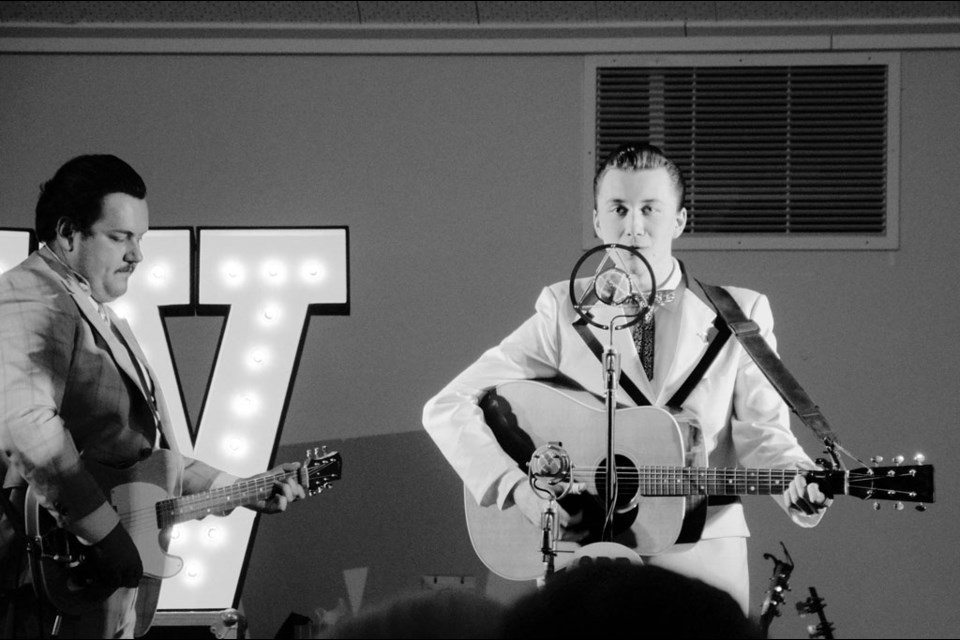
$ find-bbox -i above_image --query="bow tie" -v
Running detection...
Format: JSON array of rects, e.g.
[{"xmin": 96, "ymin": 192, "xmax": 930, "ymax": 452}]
[{"xmin": 626, "ymin": 290, "xmax": 676, "ymax": 308}]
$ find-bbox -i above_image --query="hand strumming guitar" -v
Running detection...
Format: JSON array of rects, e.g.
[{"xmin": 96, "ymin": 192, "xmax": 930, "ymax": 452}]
[{"xmin": 509, "ymin": 481, "xmax": 590, "ymax": 542}]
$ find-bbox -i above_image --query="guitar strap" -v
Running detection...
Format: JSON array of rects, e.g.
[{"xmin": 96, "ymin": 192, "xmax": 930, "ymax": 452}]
[
  {"xmin": 0, "ymin": 478, "xmax": 34, "ymax": 599},
  {"xmin": 692, "ymin": 278, "xmax": 842, "ymax": 449},
  {"xmin": 572, "ymin": 262, "xmax": 848, "ymax": 531},
  {"xmin": 569, "ymin": 263, "xmax": 843, "ymax": 543}
]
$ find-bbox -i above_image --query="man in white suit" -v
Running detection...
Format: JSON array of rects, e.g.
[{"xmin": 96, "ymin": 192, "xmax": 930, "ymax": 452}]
[
  {"xmin": 422, "ymin": 143, "xmax": 830, "ymax": 612},
  {"xmin": 0, "ymin": 155, "xmax": 304, "ymax": 637}
]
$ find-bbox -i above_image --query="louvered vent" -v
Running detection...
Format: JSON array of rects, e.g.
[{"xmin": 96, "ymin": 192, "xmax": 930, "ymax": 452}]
[{"xmin": 590, "ymin": 55, "xmax": 898, "ymax": 249}]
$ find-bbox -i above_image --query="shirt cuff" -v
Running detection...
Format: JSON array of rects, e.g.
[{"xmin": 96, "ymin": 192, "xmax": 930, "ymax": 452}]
[{"xmin": 494, "ymin": 470, "xmax": 528, "ymax": 510}]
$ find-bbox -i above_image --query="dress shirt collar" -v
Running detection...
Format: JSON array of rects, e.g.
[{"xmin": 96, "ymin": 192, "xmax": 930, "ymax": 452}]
[
  {"xmin": 633, "ymin": 257, "xmax": 682, "ymax": 308},
  {"xmin": 40, "ymin": 244, "xmax": 110, "ymax": 324}
]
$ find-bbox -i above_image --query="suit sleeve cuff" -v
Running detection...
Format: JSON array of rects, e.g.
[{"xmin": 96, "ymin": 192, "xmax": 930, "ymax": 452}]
[{"xmin": 69, "ymin": 501, "xmax": 121, "ymax": 545}]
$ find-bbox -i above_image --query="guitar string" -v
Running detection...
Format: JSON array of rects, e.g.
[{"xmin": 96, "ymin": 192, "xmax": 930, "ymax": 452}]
[
  {"xmin": 567, "ymin": 469, "xmax": 794, "ymax": 496},
  {"xmin": 569, "ymin": 465, "xmax": 922, "ymax": 482},
  {"xmin": 120, "ymin": 469, "xmax": 304, "ymax": 531},
  {"xmin": 114, "ymin": 463, "xmax": 335, "ymax": 530},
  {"xmin": 549, "ymin": 468, "xmax": 925, "ymax": 499},
  {"xmin": 120, "ymin": 466, "xmax": 331, "ymax": 533},
  {"xmin": 114, "ymin": 462, "xmax": 921, "ymax": 533}
]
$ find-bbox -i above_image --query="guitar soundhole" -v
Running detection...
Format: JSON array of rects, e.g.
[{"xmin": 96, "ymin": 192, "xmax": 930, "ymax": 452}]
[{"xmin": 596, "ymin": 454, "xmax": 640, "ymax": 512}]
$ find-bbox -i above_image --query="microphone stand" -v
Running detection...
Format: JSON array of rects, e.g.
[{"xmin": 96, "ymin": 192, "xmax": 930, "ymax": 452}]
[
  {"xmin": 602, "ymin": 323, "xmax": 620, "ymax": 541},
  {"xmin": 568, "ymin": 243, "xmax": 657, "ymax": 544}
]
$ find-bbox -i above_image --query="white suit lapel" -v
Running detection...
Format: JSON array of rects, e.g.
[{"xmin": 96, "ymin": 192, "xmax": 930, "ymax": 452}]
[
  {"xmin": 581, "ymin": 301, "xmax": 655, "ymax": 406},
  {"xmin": 656, "ymin": 289, "xmax": 720, "ymax": 405}
]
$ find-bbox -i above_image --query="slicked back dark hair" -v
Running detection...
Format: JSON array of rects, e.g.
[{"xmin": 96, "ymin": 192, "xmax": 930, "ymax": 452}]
[
  {"xmin": 35, "ymin": 154, "xmax": 146, "ymax": 243},
  {"xmin": 593, "ymin": 143, "xmax": 686, "ymax": 210}
]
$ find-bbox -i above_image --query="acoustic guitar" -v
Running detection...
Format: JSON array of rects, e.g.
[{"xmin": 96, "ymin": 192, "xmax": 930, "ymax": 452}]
[{"xmin": 465, "ymin": 380, "xmax": 934, "ymax": 580}]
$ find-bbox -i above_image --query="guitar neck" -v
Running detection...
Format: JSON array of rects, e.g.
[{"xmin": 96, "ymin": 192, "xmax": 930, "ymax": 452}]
[
  {"xmin": 156, "ymin": 470, "xmax": 295, "ymax": 527},
  {"xmin": 620, "ymin": 466, "xmax": 809, "ymax": 498}
]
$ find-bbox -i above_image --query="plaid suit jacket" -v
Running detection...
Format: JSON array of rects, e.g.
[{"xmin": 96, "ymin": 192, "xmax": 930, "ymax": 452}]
[{"xmin": 0, "ymin": 248, "xmax": 228, "ymax": 545}]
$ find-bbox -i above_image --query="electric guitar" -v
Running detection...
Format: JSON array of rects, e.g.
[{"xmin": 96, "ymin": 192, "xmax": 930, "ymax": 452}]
[
  {"xmin": 25, "ymin": 446, "xmax": 342, "ymax": 635},
  {"xmin": 466, "ymin": 380, "xmax": 934, "ymax": 580}
]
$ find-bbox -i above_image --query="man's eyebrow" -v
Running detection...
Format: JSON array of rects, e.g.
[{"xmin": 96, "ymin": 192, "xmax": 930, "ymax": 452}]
[
  {"xmin": 603, "ymin": 197, "xmax": 666, "ymax": 205},
  {"xmin": 107, "ymin": 228, "xmax": 146, "ymax": 238}
]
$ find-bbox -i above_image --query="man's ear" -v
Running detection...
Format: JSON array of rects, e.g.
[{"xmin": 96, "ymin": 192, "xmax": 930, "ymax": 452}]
[
  {"xmin": 673, "ymin": 207, "xmax": 688, "ymax": 238},
  {"xmin": 592, "ymin": 209, "xmax": 601, "ymax": 238},
  {"xmin": 55, "ymin": 217, "xmax": 77, "ymax": 251}
]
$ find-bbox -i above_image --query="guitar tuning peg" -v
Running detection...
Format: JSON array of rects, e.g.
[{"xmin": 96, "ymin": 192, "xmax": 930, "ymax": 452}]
[
  {"xmin": 914, "ymin": 453, "xmax": 926, "ymax": 464},
  {"xmin": 894, "ymin": 502, "xmax": 904, "ymax": 511},
  {"xmin": 916, "ymin": 503, "xmax": 927, "ymax": 512},
  {"xmin": 870, "ymin": 456, "xmax": 883, "ymax": 465},
  {"xmin": 322, "ymin": 445, "xmax": 328, "ymax": 455},
  {"xmin": 892, "ymin": 455, "xmax": 904, "ymax": 466}
]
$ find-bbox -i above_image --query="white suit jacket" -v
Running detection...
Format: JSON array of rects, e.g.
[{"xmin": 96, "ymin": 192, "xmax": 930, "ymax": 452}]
[{"xmin": 423, "ymin": 263, "xmax": 820, "ymax": 541}]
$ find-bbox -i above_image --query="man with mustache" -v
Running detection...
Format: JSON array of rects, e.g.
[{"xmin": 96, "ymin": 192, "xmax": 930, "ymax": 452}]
[{"xmin": 0, "ymin": 155, "xmax": 303, "ymax": 638}]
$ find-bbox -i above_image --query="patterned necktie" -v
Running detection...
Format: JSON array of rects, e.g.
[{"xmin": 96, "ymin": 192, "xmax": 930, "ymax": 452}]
[
  {"xmin": 633, "ymin": 313, "xmax": 655, "ymax": 380},
  {"xmin": 628, "ymin": 291, "xmax": 676, "ymax": 381}
]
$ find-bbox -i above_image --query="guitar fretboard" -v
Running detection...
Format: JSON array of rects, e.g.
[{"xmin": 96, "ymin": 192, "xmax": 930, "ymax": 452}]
[
  {"xmin": 155, "ymin": 470, "xmax": 297, "ymax": 527},
  {"xmin": 585, "ymin": 466, "xmax": 804, "ymax": 497}
]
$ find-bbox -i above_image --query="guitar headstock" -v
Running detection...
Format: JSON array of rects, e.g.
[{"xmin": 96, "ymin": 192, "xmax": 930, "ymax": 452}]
[
  {"xmin": 847, "ymin": 453, "xmax": 934, "ymax": 508},
  {"xmin": 797, "ymin": 587, "xmax": 835, "ymax": 640},
  {"xmin": 758, "ymin": 542, "xmax": 795, "ymax": 634},
  {"xmin": 302, "ymin": 446, "xmax": 343, "ymax": 496}
]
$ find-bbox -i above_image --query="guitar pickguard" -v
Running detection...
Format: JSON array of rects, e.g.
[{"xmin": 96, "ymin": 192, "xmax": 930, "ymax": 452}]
[{"xmin": 111, "ymin": 482, "xmax": 183, "ymax": 579}]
